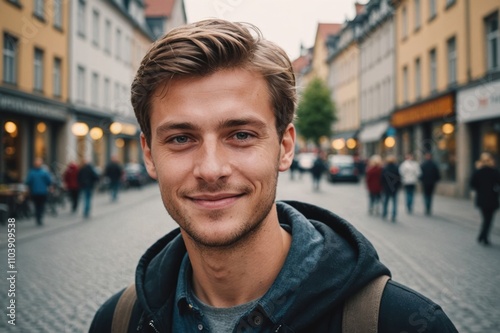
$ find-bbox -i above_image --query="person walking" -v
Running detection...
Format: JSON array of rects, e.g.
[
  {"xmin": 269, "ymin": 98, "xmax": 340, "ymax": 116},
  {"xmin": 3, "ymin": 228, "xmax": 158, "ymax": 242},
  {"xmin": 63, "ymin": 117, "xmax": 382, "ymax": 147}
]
[
  {"xmin": 25, "ymin": 157, "xmax": 53, "ymax": 226},
  {"xmin": 399, "ymin": 153, "xmax": 421, "ymax": 214},
  {"xmin": 470, "ymin": 152, "xmax": 500, "ymax": 246},
  {"xmin": 420, "ymin": 152, "xmax": 441, "ymax": 215},
  {"xmin": 78, "ymin": 160, "xmax": 99, "ymax": 219},
  {"xmin": 381, "ymin": 155, "xmax": 401, "ymax": 222},
  {"xmin": 365, "ymin": 155, "xmax": 383, "ymax": 215},
  {"xmin": 90, "ymin": 19, "xmax": 456, "ymax": 332},
  {"xmin": 104, "ymin": 155, "xmax": 123, "ymax": 202},
  {"xmin": 63, "ymin": 161, "xmax": 80, "ymax": 213},
  {"xmin": 311, "ymin": 151, "xmax": 327, "ymax": 191}
]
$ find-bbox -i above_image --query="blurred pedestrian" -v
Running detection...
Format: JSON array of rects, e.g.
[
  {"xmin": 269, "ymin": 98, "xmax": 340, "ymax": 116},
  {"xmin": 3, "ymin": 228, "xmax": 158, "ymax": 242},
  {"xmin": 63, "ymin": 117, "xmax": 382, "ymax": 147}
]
[
  {"xmin": 420, "ymin": 152, "xmax": 441, "ymax": 216},
  {"xmin": 78, "ymin": 159, "xmax": 99, "ymax": 219},
  {"xmin": 104, "ymin": 155, "xmax": 123, "ymax": 202},
  {"xmin": 311, "ymin": 151, "xmax": 327, "ymax": 191},
  {"xmin": 366, "ymin": 155, "xmax": 383, "ymax": 215},
  {"xmin": 63, "ymin": 161, "xmax": 80, "ymax": 213},
  {"xmin": 470, "ymin": 152, "xmax": 500, "ymax": 246},
  {"xmin": 399, "ymin": 153, "xmax": 421, "ymax": 214},
  {"xmin": 381, "ymin": 155, "xmax": 401, "ymax": 222},
  {"xmin": 25, "ymin": 157, "xmax": 52, "ymax": 226}
]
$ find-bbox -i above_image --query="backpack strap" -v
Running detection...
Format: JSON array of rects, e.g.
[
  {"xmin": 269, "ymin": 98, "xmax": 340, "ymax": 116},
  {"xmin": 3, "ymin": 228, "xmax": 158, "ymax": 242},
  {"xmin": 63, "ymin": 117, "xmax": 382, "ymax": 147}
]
[
  {"xmin": 112, "ymin": 284, "xmax": 137, "ymax": 333},
  {"xmin": 342, "ymin": 275, "xmax": 390, "ymax": 333}
]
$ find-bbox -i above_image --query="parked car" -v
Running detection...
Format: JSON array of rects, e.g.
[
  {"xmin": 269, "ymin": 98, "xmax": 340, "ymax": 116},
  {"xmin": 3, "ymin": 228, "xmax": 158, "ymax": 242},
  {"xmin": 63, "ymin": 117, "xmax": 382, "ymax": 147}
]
[
  {"xmin": 296, "ymin": 152, "xmax": 317, "ymax": 173},
  {"xmin": 124, "ymin": 163, "xmax": 149, "ymax": 188},
  {"xmin": 327, "ymin": 154, "xmax": 359, "ymax": 183}
]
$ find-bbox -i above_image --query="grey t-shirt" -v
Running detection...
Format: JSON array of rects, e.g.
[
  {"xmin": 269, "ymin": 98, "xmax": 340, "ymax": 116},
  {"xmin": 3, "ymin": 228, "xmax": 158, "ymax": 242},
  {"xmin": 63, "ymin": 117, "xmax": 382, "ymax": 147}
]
[{"xmin": 192, "ymin": 293, "xmax": 260, "ymax": 333}]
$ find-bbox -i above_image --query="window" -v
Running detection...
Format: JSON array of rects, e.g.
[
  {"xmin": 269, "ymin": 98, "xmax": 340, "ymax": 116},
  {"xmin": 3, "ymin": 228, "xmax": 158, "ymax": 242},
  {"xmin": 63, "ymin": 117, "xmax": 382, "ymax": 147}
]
[
  {"xmin": 3, "ymin": 33, "xmax": 18, "ymax": 84},
  {"xmin": 429, "ymin": 0, "xmax": 437, "ymax": 20},
  {"xmin": 402, "ymin": 6, "xmax": 408, "ymax": 39},
  {"xmin": 92, "ymin": 9, "xmax": 100, "ymax": 46},
  {"xmin": 34, "ymin": 48, "xmax": 44, "ymax": 92},
  {"xmin": 429, "ymin": 48, "xmax": 437, "ymax": 93},
  {"xmin": 403, "ymin": 66, "xmax": 409, "ymax": 103},
  {"xmin": 53, "ymin": 58, "xmax": 62, "ymax": 97},
  {"xmin": 77, "ymin": 65, "xmax": 86, "ymax": 102},
  {"xmin": 91, "ymin": 72, "xmax": 99, "ymax": 106},
  {"xmin": 446, "ymin": 0, "xmax": 456, "ymax": 7},
  {"xmin": 104, "ymin": 78, "xmax": 110, "ymax": 109},
  {"xmin": 485, "ymin": 12, "xmax": 499, "ymax": 71},
  {"xmin": 415, "ymin": 57, "xmax": 421, "ymax": 99},
  {"xmin": 114, "ymin": 82, "xmax": 120, "ymax": 110},
  {"xmin": 34, "ymin": 0, "xmax": 44, "ymax": 19},
  {"xmin": 414, "ymin": 0, "xmax": 421, "ymax": 30},
  {"xmin": 53, "ymin": 0, "xmax": 62, "ymax": 28},
  {"xmin": 104, "ymin": 19, "xmax": 111, "ymax": 54},
  {"xmin": 77, "ymin": 0, "xmax": 86, "ymax": 37},
  {"xmin": 447, "ymin": 37, "xmax": 457, "ymax": 85},
  {"xmin": 116, "ymin": 28, "xmax": 121, "ymax": 60}
]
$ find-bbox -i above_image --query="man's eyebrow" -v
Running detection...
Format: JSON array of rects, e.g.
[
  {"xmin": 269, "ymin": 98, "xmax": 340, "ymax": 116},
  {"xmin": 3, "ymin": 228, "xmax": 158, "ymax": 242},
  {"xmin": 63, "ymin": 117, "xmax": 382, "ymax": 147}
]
[
  {"xmin": 155, "ymin": 122, "xmax": 201, "ymax": 137},
  {"xmin": 216, "ymin": 118, "xmax": 268, "ymax": 131}
]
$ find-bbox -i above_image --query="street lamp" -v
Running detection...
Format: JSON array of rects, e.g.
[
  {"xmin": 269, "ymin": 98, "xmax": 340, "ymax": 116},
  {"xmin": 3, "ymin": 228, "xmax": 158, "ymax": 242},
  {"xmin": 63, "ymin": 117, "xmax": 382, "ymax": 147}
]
[
  {"xmin": 90, "ymin": 127, "xmax": 103, "ymax": 140},
  {"xmin": 71, "ymin": 122, "xmax": 89, "ymax": 136}
]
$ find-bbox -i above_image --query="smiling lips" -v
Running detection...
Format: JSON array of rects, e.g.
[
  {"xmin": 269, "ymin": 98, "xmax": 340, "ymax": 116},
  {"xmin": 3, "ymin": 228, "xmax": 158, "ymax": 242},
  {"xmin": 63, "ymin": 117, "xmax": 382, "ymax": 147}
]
[{"xmin": 189, "ymin": 193, "xmax": 244, "ymax": 209}]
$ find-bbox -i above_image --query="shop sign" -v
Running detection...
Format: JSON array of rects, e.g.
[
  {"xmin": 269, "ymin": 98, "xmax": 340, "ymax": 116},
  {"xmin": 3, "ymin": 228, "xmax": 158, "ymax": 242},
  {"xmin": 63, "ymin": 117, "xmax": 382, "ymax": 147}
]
[
  {"xmin": 457, "ymin": 79, "xmax": 500, "ymax": 123},
  {"xmin": 391, "ymin": 94, "xmax": 454, "ymax": 128},
  {"xmin": 0, "ymin": 92, "xmax": 67, "ymax": 120}
]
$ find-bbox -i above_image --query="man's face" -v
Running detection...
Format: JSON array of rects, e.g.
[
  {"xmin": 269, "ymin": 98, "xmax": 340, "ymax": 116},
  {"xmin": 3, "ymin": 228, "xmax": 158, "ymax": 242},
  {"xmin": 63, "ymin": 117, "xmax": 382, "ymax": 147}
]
[{"xmin": 142, "ymin": 68, "xmax": 295, "ymax": 248}]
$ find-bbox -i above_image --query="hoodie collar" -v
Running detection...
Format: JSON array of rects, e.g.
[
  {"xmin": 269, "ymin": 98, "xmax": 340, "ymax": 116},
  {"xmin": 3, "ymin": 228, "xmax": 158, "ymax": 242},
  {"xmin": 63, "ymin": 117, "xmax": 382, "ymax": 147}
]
[{"xmin": 135, "ymin": 201, "xmax": 390, "ymax": 331}]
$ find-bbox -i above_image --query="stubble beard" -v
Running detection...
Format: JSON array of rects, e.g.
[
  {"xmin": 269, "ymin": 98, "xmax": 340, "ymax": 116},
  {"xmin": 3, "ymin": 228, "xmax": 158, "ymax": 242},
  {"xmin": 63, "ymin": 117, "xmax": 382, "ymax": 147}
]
[{"xmin": 159, "ymin": 171, "xmax": 279, "ymax": 250}]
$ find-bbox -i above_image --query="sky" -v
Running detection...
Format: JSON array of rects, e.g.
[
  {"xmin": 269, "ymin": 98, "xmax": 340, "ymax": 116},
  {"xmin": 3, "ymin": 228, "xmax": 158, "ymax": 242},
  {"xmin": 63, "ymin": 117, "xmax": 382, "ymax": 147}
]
[{"xmin": 183, "ymin": 0, "xmax": 360, "ymax": 60}]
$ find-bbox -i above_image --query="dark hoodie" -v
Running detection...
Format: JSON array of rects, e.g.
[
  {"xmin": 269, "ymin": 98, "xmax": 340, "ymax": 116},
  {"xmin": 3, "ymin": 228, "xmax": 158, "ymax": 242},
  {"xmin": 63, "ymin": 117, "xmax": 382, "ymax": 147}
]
[{"xmin": 89, "ymin": 201, "xmax": 457, "ymax": 333}]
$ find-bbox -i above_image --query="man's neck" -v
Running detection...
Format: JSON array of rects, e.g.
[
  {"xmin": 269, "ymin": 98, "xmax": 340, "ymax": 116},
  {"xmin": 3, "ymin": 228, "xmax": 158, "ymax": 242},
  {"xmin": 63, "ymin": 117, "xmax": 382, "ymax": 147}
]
[{"xmin": 183, "ymin": 212, "xmax": 292, "ymax": 308}]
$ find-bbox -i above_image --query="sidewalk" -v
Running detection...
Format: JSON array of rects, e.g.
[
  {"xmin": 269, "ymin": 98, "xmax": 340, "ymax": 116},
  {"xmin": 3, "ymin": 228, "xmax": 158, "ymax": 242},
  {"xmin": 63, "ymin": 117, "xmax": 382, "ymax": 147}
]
[
  {"xmin": 427, "ymin": 192, "xmax": 500, "ymax": 236},
  {"xmin": 0, "ymin": 184, "xmax": 160, "ymax": 247}
]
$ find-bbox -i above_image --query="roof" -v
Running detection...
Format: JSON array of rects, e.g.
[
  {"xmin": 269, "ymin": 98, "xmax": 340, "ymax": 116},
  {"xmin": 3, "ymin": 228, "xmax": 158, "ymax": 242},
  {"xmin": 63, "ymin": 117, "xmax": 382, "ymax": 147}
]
[
  {"xmin": 292, "ymin": 54, "xmax": 310, "ymax": 74},
  {"xmin": 144, "ymin": 0, "xmax": 176, "ymax": 17},
  {"xmin": 316, "ymin": 23, "xmax": 342, "ymax": 42}
]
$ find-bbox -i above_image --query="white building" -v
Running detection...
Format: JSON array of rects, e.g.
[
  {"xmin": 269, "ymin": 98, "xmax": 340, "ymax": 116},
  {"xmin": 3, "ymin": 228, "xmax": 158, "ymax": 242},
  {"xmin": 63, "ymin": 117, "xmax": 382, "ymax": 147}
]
[
  {"xmin": 358, "ymin": 0, "xmax": 396, "ymax": 159},
  {"xmin": 67, "ymin": 0, "xmax": 154, "ymax": 169}
]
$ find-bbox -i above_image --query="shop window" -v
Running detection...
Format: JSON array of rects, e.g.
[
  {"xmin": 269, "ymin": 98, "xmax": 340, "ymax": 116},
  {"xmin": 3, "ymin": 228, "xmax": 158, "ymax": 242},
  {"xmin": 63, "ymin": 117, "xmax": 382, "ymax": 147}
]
[
  {"xmin": 35, "ymin": 121, "xmax": 49, "ymax": 161},
  {"xmin": 433, "ymin": 122, "xmax": 456, "ymax": 181},
  {"xmin": 2, "ymin": 120, "xmax": 22, "ymax": 183}
]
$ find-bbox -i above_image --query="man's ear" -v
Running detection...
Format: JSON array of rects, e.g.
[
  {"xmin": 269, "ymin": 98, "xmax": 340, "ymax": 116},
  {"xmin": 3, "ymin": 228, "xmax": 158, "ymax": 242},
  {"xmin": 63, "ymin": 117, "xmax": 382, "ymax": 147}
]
[
  {"xmin": 141, "ymin": 133, "xmax": 158, "ymax": 180},
  {"xmin": 279, "ymin": 124, "xmax": 296, "ymax": 172}
]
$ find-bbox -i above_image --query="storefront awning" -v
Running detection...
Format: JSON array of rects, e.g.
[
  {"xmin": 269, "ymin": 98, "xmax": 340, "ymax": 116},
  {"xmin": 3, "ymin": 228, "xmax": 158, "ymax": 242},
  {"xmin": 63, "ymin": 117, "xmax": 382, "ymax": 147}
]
[
  {"xmin": 332, "ymin": 130, "xmax": 358, "ymax": 140},
  {"xmin": 358, "ymin": 121, "xmax": 389, "ymax": 143}
]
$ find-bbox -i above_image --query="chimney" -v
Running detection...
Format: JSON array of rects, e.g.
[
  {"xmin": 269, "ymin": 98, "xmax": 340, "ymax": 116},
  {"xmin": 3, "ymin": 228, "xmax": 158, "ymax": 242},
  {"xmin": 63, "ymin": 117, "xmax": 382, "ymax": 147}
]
[{"xmin": 355, "ymin": 2, "xmax": 365, "ymax": 16}]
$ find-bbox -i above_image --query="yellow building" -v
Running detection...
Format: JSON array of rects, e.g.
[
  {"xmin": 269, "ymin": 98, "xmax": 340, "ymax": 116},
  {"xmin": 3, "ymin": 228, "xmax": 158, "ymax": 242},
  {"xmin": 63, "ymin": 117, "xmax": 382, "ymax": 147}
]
[
  {"xmin": 457, "ymin": 0, "xmax": 500, "ymax": 196},
  {"xmin": 327, "ymin": 19, "xmax": 363, "ymax": 154},
  {"xmin": 1, "ymin": 0, "xmax": 69, "ymax": 182},
  {"xmin": 393, "ymin": 0, "xmax": 468, "ymax": 196}
]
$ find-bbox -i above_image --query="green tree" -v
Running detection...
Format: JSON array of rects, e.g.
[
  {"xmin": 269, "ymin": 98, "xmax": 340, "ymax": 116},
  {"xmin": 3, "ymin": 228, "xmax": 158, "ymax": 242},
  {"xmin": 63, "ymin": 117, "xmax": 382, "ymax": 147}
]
[{"xmin": 295, "ymin": 78, "xmax": 336, "ymax": 146}]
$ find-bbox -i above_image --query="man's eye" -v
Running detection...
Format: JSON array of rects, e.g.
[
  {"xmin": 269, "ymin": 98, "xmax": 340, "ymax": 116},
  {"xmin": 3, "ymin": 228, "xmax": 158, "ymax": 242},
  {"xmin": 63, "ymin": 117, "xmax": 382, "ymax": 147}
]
[
  {"xmin": 172, "ymin": 136, "xmax": 189, "ymax": 144},
  {"xmin": 234, "ymin": 132, "xmax": 251, "ymax": 140}
]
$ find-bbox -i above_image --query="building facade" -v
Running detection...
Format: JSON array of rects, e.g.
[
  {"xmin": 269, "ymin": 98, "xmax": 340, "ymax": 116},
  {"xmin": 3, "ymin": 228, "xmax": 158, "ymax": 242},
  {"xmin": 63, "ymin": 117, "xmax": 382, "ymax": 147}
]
[
  {"xmin": 358, "ymin": 0, "xmax": 396, "ymax": 159},
  {"xmin": 456, "ymin": 0, "xmax": 500, "ymax": 196},
  {"xmin": 393, "ymin": 0, "xmax": 468, "ymax": 196},
  {"xmin": 1, "ymin": 0, "xmax": 70, "ymax": 182},
  {"xmin": 326, "ymin": 9, "xmax": 364, "ymax": 155}
]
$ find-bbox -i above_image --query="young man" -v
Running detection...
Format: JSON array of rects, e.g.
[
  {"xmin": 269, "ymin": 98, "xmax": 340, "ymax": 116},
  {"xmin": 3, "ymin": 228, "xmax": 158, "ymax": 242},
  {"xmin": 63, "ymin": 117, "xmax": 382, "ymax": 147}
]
[{"xmin": 90, "ymin": 19, "xmax": 457, "ymax": 332}]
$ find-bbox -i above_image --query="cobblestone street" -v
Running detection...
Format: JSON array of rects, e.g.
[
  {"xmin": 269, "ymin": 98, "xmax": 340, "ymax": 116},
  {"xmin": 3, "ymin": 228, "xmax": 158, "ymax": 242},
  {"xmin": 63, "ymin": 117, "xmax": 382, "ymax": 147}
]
[{"xmin": 1, "ymin": 173, "xmax": 499, "ymax": 332}]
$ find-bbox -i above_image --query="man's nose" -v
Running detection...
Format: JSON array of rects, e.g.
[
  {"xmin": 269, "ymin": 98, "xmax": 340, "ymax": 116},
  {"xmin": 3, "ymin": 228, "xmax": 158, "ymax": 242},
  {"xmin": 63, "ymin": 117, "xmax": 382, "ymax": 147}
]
[{"xmin": 193, "ymin": 140, "xmax": 232, "ymax": 183}]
